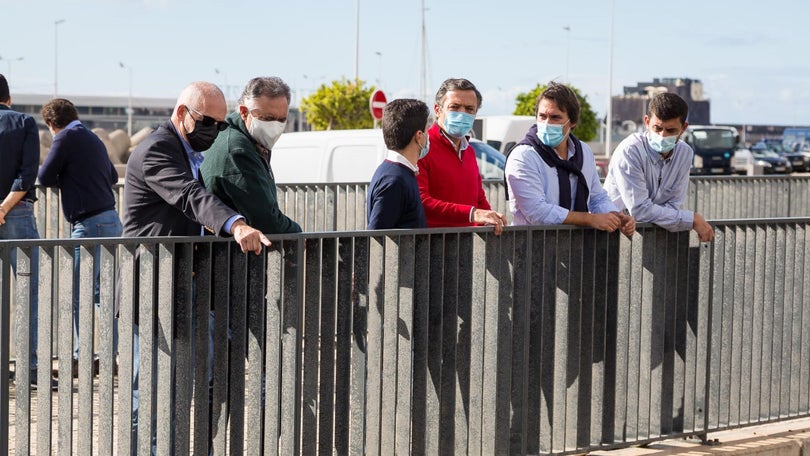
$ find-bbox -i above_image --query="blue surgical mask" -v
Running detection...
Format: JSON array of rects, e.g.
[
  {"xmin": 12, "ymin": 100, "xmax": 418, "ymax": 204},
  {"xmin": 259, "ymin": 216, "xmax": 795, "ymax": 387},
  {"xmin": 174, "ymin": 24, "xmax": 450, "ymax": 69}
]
[
  {"xmin": 536, "ymin": 121, "xmax": 568, "ymax": 147},
  {"xmin": 648, "ymin": 131, "xmax": 678, "ymax": 154},
  {"xmin": 443, "ymin": 111, "xmax": 475, "ymax": 137},
  {"xmin": 418, "ymin": 134, "xmax": 430, "ymax": 159}
]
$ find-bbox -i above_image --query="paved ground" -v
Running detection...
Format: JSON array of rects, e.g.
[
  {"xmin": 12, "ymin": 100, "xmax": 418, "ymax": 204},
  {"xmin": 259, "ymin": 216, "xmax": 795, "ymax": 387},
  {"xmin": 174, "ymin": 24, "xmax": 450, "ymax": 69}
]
[{"xmin": 7, "ymin": 370, "xmax": 123, "ymax": 455}]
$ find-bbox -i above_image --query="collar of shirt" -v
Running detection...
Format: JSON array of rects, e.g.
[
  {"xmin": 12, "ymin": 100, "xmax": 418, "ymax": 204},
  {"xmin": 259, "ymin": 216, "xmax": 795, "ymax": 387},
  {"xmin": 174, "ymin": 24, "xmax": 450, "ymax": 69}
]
[
  {"xmin": 385, "ymin": 149, "xmax": 419, "ymax": 174},
  {"xmin": 53, "ymin": 120, "xmax": 82, "ymax": 140},
  {"xmin": 178, "ymin": 132, "xmax": 204, "ymax": 179},
  {"xmin": 438, "ymin": 127, "xmax": 470, "ymax": 158},
  {"xmin": 256, "ymin": 142, "xmax": 271, "ymax": 166}
]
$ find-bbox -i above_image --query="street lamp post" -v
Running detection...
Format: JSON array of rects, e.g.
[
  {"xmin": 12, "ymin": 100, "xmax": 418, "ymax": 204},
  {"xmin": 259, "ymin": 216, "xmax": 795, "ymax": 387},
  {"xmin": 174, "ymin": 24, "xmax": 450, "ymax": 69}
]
[
  {"xmin": 375, "ymin": 51, "xmax": 382, "ymax": 87},
  {"xmin": 563, "ymin": 25, "xmax": 571, "ymax": 83},
  {"xmin": 119, "ymin": 62, "xmax": 133, "ymax": 136},
  {"xmin": 606, "ymin": 0, "xmax": 615, "ymax": 157},
  {"xmin": 0, "ymin": 56, "xmax": 24, "ymax": 81},
  {"xmin": 214, "ymin": 68, "xmax": 231, "ymax": 109},
  {"xmin": 54, "ymin": 19, "xmax": 65, "ymax": 97},
  {"xmin": 354, "ymin": 0, "xmax": 360, "ymax": 81}
]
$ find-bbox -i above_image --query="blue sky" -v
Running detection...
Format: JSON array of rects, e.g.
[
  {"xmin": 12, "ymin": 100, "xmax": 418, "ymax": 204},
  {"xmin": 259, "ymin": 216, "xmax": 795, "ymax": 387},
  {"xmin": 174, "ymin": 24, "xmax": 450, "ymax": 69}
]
[{"xmin": 1, "ymin": 0, "xmax": 808, "ymax": 126}]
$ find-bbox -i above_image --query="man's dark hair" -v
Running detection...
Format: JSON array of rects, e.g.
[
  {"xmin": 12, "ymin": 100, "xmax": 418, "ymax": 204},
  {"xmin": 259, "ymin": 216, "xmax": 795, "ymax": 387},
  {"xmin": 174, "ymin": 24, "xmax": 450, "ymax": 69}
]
[
  {"xmin": 648, "ymin": 92, "xmax": 689, "ymax": 124},
  {"xmin": 0, "ymin": 74, "xmax": 9, "ymax": 103},
  {"xmin": 536, "ymin": 82, "xmax": 580, "ymax": 124},
  {"xmin": 41, "ymin": 98, "xmax": 80, "ymax": 129},
  {"xmin": 434, "ymin": 78, "xmax": 482, "ymax": 109},
  {"xmin": 239, "ymin": 76, "xmax": 291, "ymax": 105},
  {"xmin": 382, "ymin": 99, "xmax": 430, "ymax": 151}
]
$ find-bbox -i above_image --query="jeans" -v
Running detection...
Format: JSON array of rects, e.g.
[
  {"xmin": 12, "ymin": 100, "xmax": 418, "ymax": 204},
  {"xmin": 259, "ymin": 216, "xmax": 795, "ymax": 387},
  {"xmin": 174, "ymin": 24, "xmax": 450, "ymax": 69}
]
[
  {"xmin": 131, "ymin": 309, "xmax": 215, "ymax": 454},
  {"xmin": 0, "ymin": 201, "xmax": 40, "ymax": 370},
  {"xmin": 71, "ymin": 209, "xmax": 122, "ymax": 359}
]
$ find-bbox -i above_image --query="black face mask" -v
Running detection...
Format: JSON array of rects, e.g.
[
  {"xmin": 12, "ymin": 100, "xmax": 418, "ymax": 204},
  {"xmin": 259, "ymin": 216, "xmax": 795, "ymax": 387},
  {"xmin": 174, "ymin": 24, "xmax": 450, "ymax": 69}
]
[{"xmin": 185, "ymin": 121, "xmax": 219, "ymax": 151}]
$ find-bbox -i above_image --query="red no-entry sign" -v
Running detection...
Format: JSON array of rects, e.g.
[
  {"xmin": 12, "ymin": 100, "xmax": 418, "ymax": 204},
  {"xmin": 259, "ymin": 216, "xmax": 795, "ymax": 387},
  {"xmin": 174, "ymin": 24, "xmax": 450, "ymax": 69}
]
[{"xmin": 369, "ymin": 89, "xmax": 387, "ymax": 121}]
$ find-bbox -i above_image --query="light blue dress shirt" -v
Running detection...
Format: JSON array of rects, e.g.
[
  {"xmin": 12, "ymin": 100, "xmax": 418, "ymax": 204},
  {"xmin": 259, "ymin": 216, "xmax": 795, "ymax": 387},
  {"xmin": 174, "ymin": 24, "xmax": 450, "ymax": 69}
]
[
  {"xmin": 178, "ymin": 135, "xmax": 243, "ymax": 234},
  {"xmin": 505, "ymin": 137, "xmax": 617, "ymax": 226},
  {"xmin": 603, "ymin": 132, "xmax": 694, "ymax": 232}
]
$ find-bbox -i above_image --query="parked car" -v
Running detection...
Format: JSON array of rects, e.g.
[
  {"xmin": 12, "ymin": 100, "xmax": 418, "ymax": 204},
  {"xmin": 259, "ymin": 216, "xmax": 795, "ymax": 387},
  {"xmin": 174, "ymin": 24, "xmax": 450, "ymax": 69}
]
[
  {"xmin": 777, "ymin": 147, "xmax": 810, "ymax": 172},
  {"xmin": 731, "ymin": 148, "xmax": 753, "ymax": 174},
  {"xmin": 469, "ymin": 139, "xmax": 506, "ymax": 180},
  {"xmin": 750, "ymin": 146, "xmax": 792, "ymax": 174}
]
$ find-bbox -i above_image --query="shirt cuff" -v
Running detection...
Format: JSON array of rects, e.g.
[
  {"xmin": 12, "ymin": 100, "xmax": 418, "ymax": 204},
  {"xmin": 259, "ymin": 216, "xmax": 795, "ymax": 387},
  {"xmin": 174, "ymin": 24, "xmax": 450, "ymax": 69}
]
[
  {"xmin": 469, "ymin": 206, "xmax": 476, "ymax": 223},
  {"xmin": 224, "ymin": 215, "xmax": 246, "ymax": 235}
]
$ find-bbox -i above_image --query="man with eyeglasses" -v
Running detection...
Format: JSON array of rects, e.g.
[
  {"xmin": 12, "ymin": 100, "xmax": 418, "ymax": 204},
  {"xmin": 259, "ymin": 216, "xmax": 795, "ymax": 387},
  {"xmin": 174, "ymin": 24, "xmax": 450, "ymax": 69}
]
[
  {"xmin": 122, "ymin": 81, "xmax": 270, "ymax": 452},
  {"xmin": 201, "ymin": 76, "xmax": 301, "ymax": 234}
]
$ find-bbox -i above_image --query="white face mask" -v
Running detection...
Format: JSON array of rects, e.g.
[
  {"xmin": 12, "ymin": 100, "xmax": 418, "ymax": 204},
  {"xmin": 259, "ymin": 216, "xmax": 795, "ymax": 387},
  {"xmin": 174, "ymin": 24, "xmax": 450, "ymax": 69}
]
[{"xmin": 249, "ymin": 116, "xmax": 286, "ymax": 150}]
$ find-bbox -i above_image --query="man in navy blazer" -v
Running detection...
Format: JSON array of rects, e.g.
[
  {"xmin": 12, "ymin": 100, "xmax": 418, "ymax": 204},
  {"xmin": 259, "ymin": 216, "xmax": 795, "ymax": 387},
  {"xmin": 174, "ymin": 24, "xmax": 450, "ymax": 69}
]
[
  {"xmin": 121, "ymin": 81, "xmax": 270, "ymax": 450},
  {"xmin": 123, "ymin": 82, "xmax": 269, "ymax": 244}
]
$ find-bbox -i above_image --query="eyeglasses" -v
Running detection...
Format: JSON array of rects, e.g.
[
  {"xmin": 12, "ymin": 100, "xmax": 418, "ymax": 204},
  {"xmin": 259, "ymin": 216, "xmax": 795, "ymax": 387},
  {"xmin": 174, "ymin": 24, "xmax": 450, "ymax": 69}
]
[
  {"xmin": 249, "ymin": 109, "xmax": 286, "ymax": 123},
  {"xmin": 185, "ymin": 105, "xmax": 229, "ymax": 131}
]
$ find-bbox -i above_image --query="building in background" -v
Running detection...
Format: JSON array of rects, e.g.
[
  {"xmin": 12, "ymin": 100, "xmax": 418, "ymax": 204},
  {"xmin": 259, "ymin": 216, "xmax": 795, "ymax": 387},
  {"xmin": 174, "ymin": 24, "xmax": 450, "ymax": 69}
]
[
  {"xmin": 609, "ymin": 77, "xmax": 710, "ymax": 143},
  {"xmin": 10, "ymin": 94, "xmax": 308, "ymax": 134}
]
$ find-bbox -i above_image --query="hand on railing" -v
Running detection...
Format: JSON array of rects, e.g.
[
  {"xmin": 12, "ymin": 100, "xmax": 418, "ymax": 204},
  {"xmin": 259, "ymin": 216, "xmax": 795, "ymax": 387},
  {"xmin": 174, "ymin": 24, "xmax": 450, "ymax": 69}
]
[
  {"xmin": 693, "ymin": 213, "xmax": 715, "ymax": 242},
  {"xmin": 232, "ymin": 220, "xmax": 272, "ymax": 254},
  {"xmin": 616, "ymin": 212, "xmax": 636, "ymax": 237},
  {"xmin": 587, "ymin": 212, "xmax": 623, "ymax": 232},
  {"xmin": 472, "ymin": 208, "xmax": 508, "ymax": 236}
]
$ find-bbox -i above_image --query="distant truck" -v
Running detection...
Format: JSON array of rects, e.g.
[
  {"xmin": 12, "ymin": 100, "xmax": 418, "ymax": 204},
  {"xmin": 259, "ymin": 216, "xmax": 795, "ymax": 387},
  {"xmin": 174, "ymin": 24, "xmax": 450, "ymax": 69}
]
[{"xmin": 681, "ymin": 125, "xmax": 738, "ymax": 175}]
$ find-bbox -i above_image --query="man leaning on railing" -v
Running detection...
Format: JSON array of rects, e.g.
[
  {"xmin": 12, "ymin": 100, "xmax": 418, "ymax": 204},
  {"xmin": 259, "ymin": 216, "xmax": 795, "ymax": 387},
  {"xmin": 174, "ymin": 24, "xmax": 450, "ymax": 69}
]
[
  {"xmin": 603, "ymin": 92, "xmax": 714, "ymax": 242},
  {"xmin": 121, "ymin": 80, "xmax": 270, "ymax": 453},
  {"xmin": 0, "ymin": 73, "xmax": 52, "ymax": 389}
]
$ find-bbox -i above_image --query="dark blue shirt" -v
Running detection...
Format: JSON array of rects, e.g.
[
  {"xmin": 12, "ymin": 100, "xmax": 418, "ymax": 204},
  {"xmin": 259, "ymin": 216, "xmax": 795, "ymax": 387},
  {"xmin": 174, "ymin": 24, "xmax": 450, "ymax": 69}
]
[
  {"xmin": 38, "ymin": 121, "xmax": 118, "ymax": 223},
  {"xmin": 367, "ymin": 160, "xmax": 427, "ymax": 230},
  {"xmin": 0, "ymin": 104, "xmax": 40, "ymax": 201}
]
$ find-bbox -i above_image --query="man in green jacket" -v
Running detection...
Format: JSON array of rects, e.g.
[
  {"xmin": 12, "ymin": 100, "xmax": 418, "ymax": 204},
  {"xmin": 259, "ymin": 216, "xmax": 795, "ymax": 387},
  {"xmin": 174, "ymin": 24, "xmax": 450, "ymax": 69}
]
[{"xmin": 201, "ymin": 76, "xmax": 302, "ymax": 233}]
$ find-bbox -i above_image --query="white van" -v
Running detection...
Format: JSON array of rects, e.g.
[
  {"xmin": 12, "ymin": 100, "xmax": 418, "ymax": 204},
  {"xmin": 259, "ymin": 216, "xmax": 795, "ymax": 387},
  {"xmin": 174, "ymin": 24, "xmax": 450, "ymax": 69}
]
[
  {"xmin": 472, "ymin": 115, "xmax": 535, "ymax": 154},
  {"xmin": 271, "ymin": 128, "xmax": 506, "ymax": 183},
  {"xmin": 271, "ymin": 129, "xmax": 387, "ymax": 183}
]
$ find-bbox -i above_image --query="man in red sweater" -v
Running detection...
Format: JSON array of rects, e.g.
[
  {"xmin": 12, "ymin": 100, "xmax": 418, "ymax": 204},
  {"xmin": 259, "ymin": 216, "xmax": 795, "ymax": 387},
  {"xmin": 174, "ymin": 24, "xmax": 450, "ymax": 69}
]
[{"xmin": 417, "ymin": 78, "xmax": 507, "ymax": 234}]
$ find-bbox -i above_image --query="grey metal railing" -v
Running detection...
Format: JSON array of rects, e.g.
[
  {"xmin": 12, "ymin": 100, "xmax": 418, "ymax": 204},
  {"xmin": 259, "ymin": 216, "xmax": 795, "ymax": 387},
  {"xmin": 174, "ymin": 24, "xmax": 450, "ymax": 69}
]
[
  {"xmin": 3, "ymin": 220, "xmax": 810, "ymax": 454},
  {"xmin": 32, "ymin": 176, "xmax": 810, "ymax": 238}
]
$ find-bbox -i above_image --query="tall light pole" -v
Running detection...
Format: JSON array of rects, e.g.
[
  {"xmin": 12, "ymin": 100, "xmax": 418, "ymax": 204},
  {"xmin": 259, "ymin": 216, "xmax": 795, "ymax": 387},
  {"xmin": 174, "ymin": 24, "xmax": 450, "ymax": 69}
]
[
  {"xmin": 119, "ymin": 62, "xmax": 133, "ymax": 136},
  {"xmin": 54, "ymin": 19, "xmax": 65, "ymax": 97},
  {"xmin": 214, "ymin": 68, "xmax": 230, "ymax": 109},
  {"xmin": 298, "ymin": 74, "xmax": 308, "ymax": 132},
  {"xmin": 563, "ymin": 25, "xmax": 571, "ymax": 83},
  {"xmin": 0, "ymin": 56, "xmax": 24, "ymax": 81},
  {"xmin": 374, "ymin": 51, "xmax": 382, "ymax": 87},
  {"xmin": 419, "ymin": 0, "xmax": 428, "ymax": 104},
  {"xmin": 606, "ymin": 0, "xmax": 615, "ymax": 157},
  {"xmin": 354, "ymin": 0, "xmax": 360, "ymax": 81}
]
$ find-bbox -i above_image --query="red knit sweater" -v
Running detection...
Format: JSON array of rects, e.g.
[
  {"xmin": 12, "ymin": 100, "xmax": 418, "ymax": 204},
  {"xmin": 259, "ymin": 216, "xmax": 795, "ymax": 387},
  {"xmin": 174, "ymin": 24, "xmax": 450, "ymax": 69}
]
[{"xmin": 416, "ymin": 123, "xmax": 491, "ymax": 227}]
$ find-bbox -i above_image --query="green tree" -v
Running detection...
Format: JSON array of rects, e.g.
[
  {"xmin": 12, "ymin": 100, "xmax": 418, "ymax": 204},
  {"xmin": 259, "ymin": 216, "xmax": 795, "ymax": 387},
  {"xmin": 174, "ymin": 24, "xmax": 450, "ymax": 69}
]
[
  {"xmin": 300, "ymin": 78, "xmax": 375, "ymax": 130},
  {"xmin": 513, "ymin": 83, "xmax": 599, "ymax": 142}
]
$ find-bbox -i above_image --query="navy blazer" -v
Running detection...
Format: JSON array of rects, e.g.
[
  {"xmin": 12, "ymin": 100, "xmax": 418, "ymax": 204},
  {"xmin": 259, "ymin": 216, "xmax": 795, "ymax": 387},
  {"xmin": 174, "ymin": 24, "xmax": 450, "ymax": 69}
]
[
  {"xmin": 122, "ymin": 121, "xmax": 237, "ymax": 238},
  {"xmin": 0, "ymin": 104, "xmax": 39, "ymax": 201}
]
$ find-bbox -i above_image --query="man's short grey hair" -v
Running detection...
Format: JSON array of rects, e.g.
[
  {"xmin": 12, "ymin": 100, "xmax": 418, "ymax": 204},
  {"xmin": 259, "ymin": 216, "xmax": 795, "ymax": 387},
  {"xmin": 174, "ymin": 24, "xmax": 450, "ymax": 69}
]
[{"xmin": 238, "ymin": 77, "xmax": 291, "ymax": 106}]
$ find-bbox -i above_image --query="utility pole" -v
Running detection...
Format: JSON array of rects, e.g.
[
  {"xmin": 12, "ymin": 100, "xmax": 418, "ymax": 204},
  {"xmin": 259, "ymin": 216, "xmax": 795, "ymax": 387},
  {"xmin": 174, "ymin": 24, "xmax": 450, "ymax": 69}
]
[
  {"xmin": 606, "ymin": 0, "xmax": 615, "ymax": 157},
  {"xmin": 54, "ymin": 19, "xmax": 66, "ymax": 97},
  {"xmin": 419, "ymin": 0, "xmax": 428, "ymax": 104},
  {"xmin": 563, "ymin": 25, "xmax": 571, "ymax": 83},
  {"xmin": 119, "ymin": 62, "xmax": 133, "ymax": 136},
  {"xmin": 354, "ymin": 0, "xmax": 360, "ymax": 81}
]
